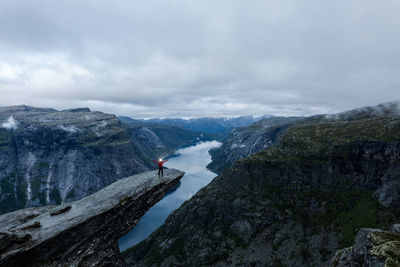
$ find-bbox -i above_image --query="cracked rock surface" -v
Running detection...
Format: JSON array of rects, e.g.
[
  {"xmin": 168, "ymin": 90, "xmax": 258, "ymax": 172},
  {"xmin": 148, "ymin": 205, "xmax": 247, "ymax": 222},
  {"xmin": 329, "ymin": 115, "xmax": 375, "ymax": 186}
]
[{"xmin": 0, "ymin": 168, "xmax": 184, "ymax": 266}]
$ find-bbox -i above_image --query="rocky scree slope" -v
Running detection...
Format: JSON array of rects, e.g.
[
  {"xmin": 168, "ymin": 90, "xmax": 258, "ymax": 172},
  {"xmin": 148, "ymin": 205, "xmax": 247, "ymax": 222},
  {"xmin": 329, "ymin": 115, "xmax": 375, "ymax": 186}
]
[
  {"xmin": 0, "ymin": 169, "xmax": 184, "ymax": 267},
  {"xmin": 0, "ymin": 106, "xmax": 152, "ymax": 214},
  {"xmin": 124, "ymin": 105, "xmax": 400, "ymax": 266}
]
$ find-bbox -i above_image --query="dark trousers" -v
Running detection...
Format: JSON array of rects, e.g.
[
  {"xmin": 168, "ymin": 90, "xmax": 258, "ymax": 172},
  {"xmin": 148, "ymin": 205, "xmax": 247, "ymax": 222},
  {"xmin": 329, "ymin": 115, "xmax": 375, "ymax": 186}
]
[{"xmin": 158, "ymin": 167, "xmax": 163, "ymax": 176}]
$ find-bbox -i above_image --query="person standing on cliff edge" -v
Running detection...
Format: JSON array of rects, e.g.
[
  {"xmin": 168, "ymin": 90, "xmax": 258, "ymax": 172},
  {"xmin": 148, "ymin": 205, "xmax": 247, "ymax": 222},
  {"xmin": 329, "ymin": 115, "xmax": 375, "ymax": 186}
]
[{"xmin": 153, "ymin": 158, "xmax": 168, "ymax": 176}]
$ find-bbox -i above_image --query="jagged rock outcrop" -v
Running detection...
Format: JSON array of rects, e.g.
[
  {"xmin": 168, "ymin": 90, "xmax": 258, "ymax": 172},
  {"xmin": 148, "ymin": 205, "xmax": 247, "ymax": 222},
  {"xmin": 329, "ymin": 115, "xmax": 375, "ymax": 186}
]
[
  {"xmin": 330, "ymin": 226, "xmax": 400, "ymax": 266},
  {"xmin": 124, "ymin": 103, "xmax": 400, "ymax": 266},
  {"xmin": 0, "ymin": 168, "xmax": 184, "ymax": 266}
]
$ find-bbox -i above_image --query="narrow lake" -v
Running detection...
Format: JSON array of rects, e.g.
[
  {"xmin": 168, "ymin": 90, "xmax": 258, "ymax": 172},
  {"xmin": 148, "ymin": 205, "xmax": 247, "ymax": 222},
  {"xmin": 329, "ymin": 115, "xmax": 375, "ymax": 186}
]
[{"xmin": 118, "ymin": 141, "xmax": 221, "ymax": 252}]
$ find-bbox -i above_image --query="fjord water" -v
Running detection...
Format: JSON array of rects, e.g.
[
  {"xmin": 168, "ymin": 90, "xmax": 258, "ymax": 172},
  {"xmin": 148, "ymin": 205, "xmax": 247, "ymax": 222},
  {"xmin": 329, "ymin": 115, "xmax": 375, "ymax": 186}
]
[{"xmin": 118, "ymin": 141, "xmax": 221, "ymax": 251}]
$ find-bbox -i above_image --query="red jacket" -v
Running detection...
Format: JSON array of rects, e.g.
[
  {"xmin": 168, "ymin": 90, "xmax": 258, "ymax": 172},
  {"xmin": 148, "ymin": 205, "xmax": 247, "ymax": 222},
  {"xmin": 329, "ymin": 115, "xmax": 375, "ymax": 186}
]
[{"xmin": 153, "ymin": 159, "xmax": 168, "ymax": 167}]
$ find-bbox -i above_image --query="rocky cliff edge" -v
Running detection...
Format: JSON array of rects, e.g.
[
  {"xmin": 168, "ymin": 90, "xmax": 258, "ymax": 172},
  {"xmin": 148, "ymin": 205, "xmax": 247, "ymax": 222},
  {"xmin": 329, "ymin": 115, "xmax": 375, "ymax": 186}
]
[{"xmin": 0, "ymin": 168, "xmax": 184, "ymax": 266}]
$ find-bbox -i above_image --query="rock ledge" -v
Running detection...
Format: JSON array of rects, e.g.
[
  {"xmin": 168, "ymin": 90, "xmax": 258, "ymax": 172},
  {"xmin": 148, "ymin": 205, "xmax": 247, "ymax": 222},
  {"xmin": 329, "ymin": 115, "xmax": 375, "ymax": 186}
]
[{"xmin": 0, "ymin": 168, "xmax": 184, "ymax": 266}]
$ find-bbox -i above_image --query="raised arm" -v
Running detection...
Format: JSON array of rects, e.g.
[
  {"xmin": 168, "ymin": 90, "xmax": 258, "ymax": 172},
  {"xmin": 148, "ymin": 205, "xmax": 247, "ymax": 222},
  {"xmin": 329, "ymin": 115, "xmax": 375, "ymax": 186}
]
[{"xmin": 162, "ymin": 159, "xmax": 168, "ymax": 163}]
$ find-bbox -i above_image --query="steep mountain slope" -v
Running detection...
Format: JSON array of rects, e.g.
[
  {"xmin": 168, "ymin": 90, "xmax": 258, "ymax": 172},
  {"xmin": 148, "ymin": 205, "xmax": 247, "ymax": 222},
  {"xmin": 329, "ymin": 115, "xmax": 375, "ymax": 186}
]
[
  {"xmin": 130, "ymin": 116, "xmax": 270, "ymax": 140},
  {"xmin": 119, "ymin": 117, "xmax": 213, "ymax": 160},
  {"xmin": 0, "ymin": 106, "xmax": 151, "ymax": 214},
  {"xmin": 207, "ymin": 116, "xmax": 303, "ymax": 174},
  {"xmin": 124, "ymin": 104, "xmax": 400, "ymax": 266}
]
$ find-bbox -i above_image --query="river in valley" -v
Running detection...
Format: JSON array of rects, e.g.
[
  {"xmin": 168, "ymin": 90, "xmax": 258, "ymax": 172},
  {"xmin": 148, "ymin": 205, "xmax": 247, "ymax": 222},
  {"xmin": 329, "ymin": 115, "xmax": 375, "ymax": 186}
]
[{"xmin": 118, "ymin": 141, "xmax": 221, "ymax": 251}]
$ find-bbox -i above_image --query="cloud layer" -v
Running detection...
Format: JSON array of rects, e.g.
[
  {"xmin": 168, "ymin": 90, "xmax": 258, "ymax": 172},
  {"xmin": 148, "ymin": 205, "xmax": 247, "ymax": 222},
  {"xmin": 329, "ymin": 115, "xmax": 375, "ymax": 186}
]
[
  {"xmin": 1, "ymin": 116, "xmax": 18, "ymax": 130},
  {"xmin": 0, "ymin": 0, "xmax": 400, "ymax": 118}
]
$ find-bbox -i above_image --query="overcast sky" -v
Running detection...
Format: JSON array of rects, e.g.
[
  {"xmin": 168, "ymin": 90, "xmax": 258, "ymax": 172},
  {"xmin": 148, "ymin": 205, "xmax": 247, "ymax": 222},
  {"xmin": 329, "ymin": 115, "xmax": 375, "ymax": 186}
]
[{"xmin": 0, "ymin": 0, "xmax": 399, "ymax": 118}]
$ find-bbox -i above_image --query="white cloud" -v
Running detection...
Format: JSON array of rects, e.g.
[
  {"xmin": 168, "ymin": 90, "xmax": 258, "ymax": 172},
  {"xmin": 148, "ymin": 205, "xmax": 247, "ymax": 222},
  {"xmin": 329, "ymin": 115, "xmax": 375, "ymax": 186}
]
[
  {"xmin": 58, "ymin": 125, "xmax": 80, "ymax": 134},
  {"xmin": 0, "ymin": 64, "xmax": 21, "ymax": 81},
  {"xmin": 1, "ymin": 116, "xmax": 18, "ymax": 130}
]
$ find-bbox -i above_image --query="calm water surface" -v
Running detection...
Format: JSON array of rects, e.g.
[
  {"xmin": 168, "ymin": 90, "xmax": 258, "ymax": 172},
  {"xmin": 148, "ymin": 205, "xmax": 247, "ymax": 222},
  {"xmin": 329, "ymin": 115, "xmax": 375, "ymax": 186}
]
[{"xmin": 118, "ymin": 141, "xmax": 221, "ymax": 251}]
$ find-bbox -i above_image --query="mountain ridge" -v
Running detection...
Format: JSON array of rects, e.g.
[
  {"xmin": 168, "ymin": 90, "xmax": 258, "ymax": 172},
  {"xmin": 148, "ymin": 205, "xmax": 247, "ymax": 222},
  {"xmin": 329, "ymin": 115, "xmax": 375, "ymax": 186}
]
[
  {"xmin": 125, "ymin": 115, "xmax": 272, "ymax": 140},
  {"xmin": 207, "ymin": 101, "xmax": 400, "ymax": 174}
]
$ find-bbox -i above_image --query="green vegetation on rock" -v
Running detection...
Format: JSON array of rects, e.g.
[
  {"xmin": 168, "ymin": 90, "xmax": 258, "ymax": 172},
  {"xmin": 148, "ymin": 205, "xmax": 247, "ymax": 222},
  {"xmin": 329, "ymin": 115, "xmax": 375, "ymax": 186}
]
[{"xmin": 370, "ymin": 231, "xmax": 400, "ymax": 267}]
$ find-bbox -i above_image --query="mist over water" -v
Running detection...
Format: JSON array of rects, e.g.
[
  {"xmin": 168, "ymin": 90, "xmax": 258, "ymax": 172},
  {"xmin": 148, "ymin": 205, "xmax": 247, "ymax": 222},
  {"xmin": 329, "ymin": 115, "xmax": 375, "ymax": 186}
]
[{"xmin": 118, "ymin": 141, "xmax": 221, "ymax": 252}]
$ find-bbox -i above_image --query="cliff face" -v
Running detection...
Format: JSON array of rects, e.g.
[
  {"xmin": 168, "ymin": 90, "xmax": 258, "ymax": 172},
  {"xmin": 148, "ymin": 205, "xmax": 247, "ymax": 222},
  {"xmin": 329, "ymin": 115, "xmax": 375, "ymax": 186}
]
[
  {"xmin": 125, "ymin": 107, "xmax": 400, "ymax": 266},
  {"xmin": 0, "ymin": 169, "xmax": 184, "ymax": 266},
  {"xmin": 0, "ymin": 106, "xmax": 151, "ymax": 214},
  {"xmin": 207, "ymin": 116, "xmax": 302, "ymax": 174}
]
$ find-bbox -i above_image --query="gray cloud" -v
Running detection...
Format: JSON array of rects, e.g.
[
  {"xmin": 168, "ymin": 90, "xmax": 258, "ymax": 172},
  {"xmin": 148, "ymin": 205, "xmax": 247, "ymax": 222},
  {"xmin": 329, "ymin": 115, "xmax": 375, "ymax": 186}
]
[{"xmin": 0, "ymin": 0, "xmax": 400, "ymax": 118}]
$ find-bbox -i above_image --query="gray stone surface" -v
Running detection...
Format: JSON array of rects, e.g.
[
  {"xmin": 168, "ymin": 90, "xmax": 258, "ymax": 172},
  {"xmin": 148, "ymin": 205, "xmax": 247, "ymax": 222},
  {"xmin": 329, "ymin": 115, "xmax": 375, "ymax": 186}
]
[
  {"xmin": 0, "ymin": 168, "xmax": 184, "ymax": 266},
  {"xmin": 330, "ymin": 247, "xmax": 355, "ymax": 267},
  {"xmin": 352, "ymin": 228, "xmax": 382, "ymax": 264},
  {"xmin": 390, "ymin": 224, "xmax": 400, "ymax": 234}
]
